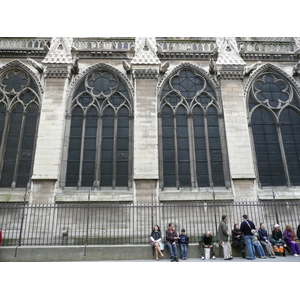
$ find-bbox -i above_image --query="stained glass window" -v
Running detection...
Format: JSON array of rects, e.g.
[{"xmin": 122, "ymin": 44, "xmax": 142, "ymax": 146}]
[
  {"xmin": 0, "ymin": 68, "xmax": 41, "ymax": 188},
  {"xmin": 65, "ymin": 68, "xmax": 132, "ymax": 188},
  {"xmin": 248, "ymin": 70, "xmax": 300, "ymax": 187},
  {"xmin": 159, "ymin": 67, "xmax": 227, "ymax": 189}
]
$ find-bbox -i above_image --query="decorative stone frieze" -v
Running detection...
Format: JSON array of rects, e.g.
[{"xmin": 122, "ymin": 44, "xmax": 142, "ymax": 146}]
[{"xmin": 132, "ymin": 68, "xmax": 158, "ymax": 79}]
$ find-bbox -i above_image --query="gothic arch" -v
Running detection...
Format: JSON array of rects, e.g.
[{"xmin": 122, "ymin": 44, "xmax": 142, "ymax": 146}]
[
  {"xmin": 0, "ymin": 60, "xmax": 44, "ymax": 96},
  {"xmin": 68, "ymin": 62, "xmax": 134, "ymax": 106},
  {"xmin": 246, "ymin": 62, "xmax": 300, "ymax": 187},
  {"xmin": 244, "ymin": 62, "xmax": 300, "ymax": 99},
  {"xmin": 157, "ymin": 62, "xmax": 221, "ymax": 100},
  {"xmin": 62, "ymin": 62, "xmax": 133, "ymax": 189}
]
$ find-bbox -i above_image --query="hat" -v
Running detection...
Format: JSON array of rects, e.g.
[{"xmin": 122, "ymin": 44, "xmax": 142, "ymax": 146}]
[
  {"xmin": 274, "ymin": 224, "xmax": 280, "ymax": 228},
  {"xmin": 181, "ymin": 229, "xmax": 185, "ymax": 232}
]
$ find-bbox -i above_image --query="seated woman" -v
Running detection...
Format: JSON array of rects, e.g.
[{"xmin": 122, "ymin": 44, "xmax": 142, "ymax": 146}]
[
  {"xmin": 258, "ymin": 223, "xmax": 276, "ymax": 258},
  {"xmin": 283, "ymin": 224, "xmax": 300, "ymax": 257},
  {"xmin": 150, "ymin": 225, "xmax": 164, "ymax": 261},
  {"xmin": 252, "ymin": 227, "xmax": 266, "ymax": 259},
  {"xmin": 269, "ymin": 224, "xmax": 287, "ymax": 256},
  {"xmin": 231, "ymin": 223, "xmax": 246, "ymax": 258}
]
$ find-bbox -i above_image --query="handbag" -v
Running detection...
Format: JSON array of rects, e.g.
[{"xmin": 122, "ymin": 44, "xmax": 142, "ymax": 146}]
[
  {"xmin": 245, "ymin": 220, "xmax": 255, "ymax": 235},
  {"xmin": 159, "ymin": 241, "xmax": 164, "ymax": 251}
]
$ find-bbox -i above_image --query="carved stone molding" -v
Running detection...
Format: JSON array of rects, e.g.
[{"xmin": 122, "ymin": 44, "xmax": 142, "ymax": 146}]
[
  {"xmin": 131, "ymin": 37, "xmax": 160, "ymax": 65},
  {"xmin": 132, "ymin": 68, "xmax": 158, "ymax": 79},
  {"xmin": 44, "ymin": 65, "xmax": 70, "ymax": 79},
  {"xmin": 42, "ymin": 37, "xmax": 74, "ymax": 64},
  {"xmin": 0, "ymin": 59, "xmax": 44, "ymax": 94}
]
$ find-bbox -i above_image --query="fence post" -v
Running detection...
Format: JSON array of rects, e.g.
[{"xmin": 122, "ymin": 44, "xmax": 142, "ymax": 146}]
[
  {"xmin": 272, "ymin": 189, "xmax": 279, "ymax": 225},
  {"xmin": 17, "ymin": 190, "xmax": 28, "ymax": 247},
  {"xmin": 84, "ymin": 189, "xmax": 91, "ymax": 256}
]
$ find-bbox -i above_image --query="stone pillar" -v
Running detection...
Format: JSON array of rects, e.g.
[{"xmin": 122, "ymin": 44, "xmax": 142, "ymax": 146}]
[
  {"xmin": 216, "ymin": 37, "xmax": 256, "ymax": 201},
  {"xmin": 30, "ymin": 38, "xmax": 76, "ymax": 203},
  {"xmin": 130, "ymin": 38, "xmax": 160, "ymax": 204}
]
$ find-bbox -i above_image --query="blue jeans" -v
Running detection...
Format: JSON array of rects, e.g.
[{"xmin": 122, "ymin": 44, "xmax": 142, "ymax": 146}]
[
  {"xmin": 180, "ymin": 244, "xmax": 187, "ymax": 258},
  {"xmin": 253, "ymin": 240, "xmax": 265, "ymax": 257},
  {"xmin": 167, "ymin": 242, "xmax": 178, "ymax": 258},
  {"xmin": 244, "ymin": 235, "xmax": 256, "ymax": 259}
]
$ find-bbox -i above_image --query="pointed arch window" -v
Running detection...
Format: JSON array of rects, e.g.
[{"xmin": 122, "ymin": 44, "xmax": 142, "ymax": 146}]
[
  {"xmin": 0, "ymin": 68, "xmax": 41, "ymax": 188},
  {"xmin": 248, "ymin": 71, "xmax": 300, "ymax": 187},
  {"xmin": 159, "ymin": 67, "xmax": 228, "ymax": 189},
  {"xmin": 65, "ymin": 68, "xmax": 133, "ymax": 189}
]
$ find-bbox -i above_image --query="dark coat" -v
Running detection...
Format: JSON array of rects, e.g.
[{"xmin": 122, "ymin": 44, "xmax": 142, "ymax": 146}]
[
  {"xmin": 165, "ymin": 229, "xmax": 178, "ymax": 245},
  {"xmin": 231, "ymin": 229, "xmax": 244, "ymax": 247}
]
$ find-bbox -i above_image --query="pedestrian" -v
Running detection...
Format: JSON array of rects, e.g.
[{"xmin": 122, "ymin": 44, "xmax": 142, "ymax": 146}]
[
  {"xmin": 165, "ymin": 223, "xmax": 179, "ymax": 262},
  {"xmin": 231, "ymin": 223, "xmax": 246, "ymax": 258},
  {"xmin": 258, "ymin": 223, "xmax": 276, "ymax": 258},
  {"xmin": 149, "ymin": 225, "xmax": 164, "ymax": 261},
  {"xmin": 240, "ymin": 214, "xmax": 256, "ymax": 260},
  {"xmin": 283, "ymin": 224, "xmax": 300, "ymax": 257},
  {"xmin": 199, "ymin": 230, "xmax": 217, "ymax": 260},
  {"xmin": 217, "ymin": 215, "xmax": 233, "ymax": 260},
  {"xmin": 178, "ymin": 229, "xmax": 189, "ymax": 260}
]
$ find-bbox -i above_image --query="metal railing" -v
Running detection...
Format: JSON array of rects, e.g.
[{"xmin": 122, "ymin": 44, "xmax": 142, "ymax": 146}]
[{"xmin": 1, "ymin": 200, "xmax": 299, "ymax": 246}]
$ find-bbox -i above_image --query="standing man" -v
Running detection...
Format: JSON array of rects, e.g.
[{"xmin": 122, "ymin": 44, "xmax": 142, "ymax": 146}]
[
  {"xmin": 240, "ymin": 214, "xmax": 256, "ymax": 260},
  {"xmin": 165, "ymin": 223, "xmax": 179, "ymax": 262},
  {"xmin": 217, "ymin": 215, "xmax": 233, "ymax": 260}
]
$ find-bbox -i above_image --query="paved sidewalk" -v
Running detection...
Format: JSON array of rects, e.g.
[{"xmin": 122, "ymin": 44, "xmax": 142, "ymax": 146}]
[{"xmin": 85, "ymin": 255, "xmax": 300, "ymax": 263}]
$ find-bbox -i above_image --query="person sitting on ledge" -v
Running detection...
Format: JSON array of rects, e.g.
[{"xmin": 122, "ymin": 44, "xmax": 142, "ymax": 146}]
[
  {"xmin": 252, "ymin": 226, "xmax": 267, "ymax": 259},
  {"xmin": 283, "ymin": 224, "xmax": 300, "ymax": 257},
  {"xmin": 269, "ymin": 224, "xmax": 287, "ymax": 256},
  {"xmin": 150, "ymin": 225, "xmax": 164, "ymax": 261},
  {"xmin": 231, "ymin": 223, "xmax": 246, "ymax": 258},
  {"xmin": 165, "ymin": 223, "xmax": 179, "ymax": 262},
  {"xmin": 199, "ymin": 230, "xmax": 216, "ymax": 260},
  {"xmin": 258, "ymin": 223, "xmax": 276, "ymax": 258}
]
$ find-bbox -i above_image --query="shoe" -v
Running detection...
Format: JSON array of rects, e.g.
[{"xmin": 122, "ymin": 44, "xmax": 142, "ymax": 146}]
[
  {"xmin": 293, "ymin": 254, "xmax": 299, "ymax": 257},
  {"xmin": 270, "ymin": 256, "xmax": 276, "ymax": 258},
  {"xmin": 161, "ymin": 254, "xmax": 164, "ymax": 258},
  {"xmin": 174, "ymin": 257, "xmax": 179, "ymax": 262},
  {"xmin": 171, "ymin": 256, "xmax": 174, "ymax": 262},
  {"xmin": 224, "ymin": 257, "xmax": 232, "ymax": 260},
  {"xmin": 229, "ymin": 256, "xmax": 233, "ymax": 259},
  {"xmin": 212, "ymin": 256, "xmax": 216, "ymax": 260},
  {"xmin": 201, "ymin": 256, "xmax": 205, "ymax": 260},
  {"xmin": 156, "ymin": 258, "xmax": 159, "ymax": 261}
]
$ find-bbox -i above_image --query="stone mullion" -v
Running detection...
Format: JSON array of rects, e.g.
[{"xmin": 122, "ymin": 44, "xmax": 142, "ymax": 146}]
[
  {"xmin": 187, "ymin": 112, "xmax": 197, "ymax": 189},
  {"xmin": 203, "ymin": 111, "xmax": 213, "ymax": 187},
  {"xmin": 0, "ymin": 111, "xmax": 11, "ymax": 179},
  {"xmin": 276, "ymin": 122, "xmax": 291, "ymax": 187},
  {"xmin": 157, "ymin": 112, "xmax": 164, "ymax": 189},
  {"xmin": 112, "ymin": 112, "xmax": 118, "ymax": 189},
  {"xmin": 12, "ymin": 111, "xmax": 26, "ymax": 188},
  {"xmin": 94, "ymin": 113, "xmax": 102, "ymax": 189},
  {"xmin": 174, "ymin": 112, "xmax": 180, "ymax": 189},
  {"xmin": 77, "ymin": 113, "xmax": 86, "ymax": 188}
]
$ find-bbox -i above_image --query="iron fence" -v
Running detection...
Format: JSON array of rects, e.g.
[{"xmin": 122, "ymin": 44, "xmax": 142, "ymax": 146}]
[{"xmin": 0, "ymin": 200, "xmax": 300, "ymax": 246}]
